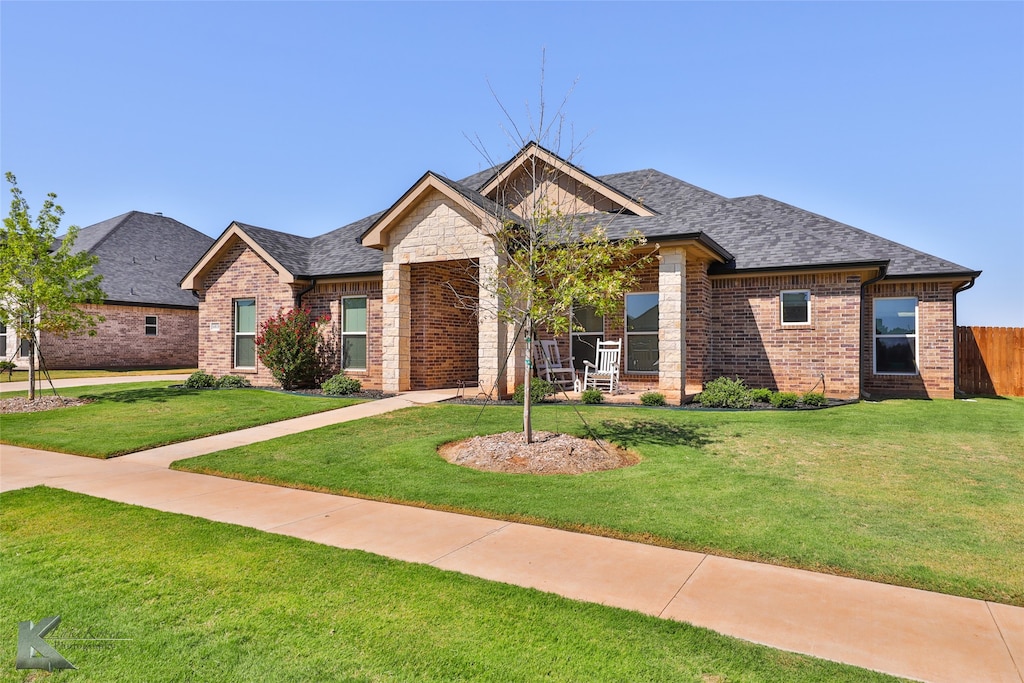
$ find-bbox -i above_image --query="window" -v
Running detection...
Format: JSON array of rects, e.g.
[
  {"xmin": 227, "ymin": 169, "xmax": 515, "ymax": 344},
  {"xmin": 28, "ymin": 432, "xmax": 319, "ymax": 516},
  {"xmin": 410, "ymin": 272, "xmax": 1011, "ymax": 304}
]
[
  {"xmin": 145, "ymin": 315, "xmax": 158, "ymax": 336},
  {"xmin": 234, "ymin": 299, "xmax": 256, "ymax": 368},
  {"xmin": 781, "ymin": 290, "xmax": 810, "ymax": 325},
  {"xmin": 341, "ymin": 297, "xmax": 367, "ymax": 371},
  {"xmin": 625, "ymin": 292, "xmax": 659, "ymax": 373},
  {"xmin": 0, "ymin": 322, "xmax": 6, "ymax": 357},
  {"xmin": 571, "ymin": 305, "xmax": 604, "ymax": 372},
  {"xmin": 874, "ymin": 297, "xmax": 918, "ymax": 374}
]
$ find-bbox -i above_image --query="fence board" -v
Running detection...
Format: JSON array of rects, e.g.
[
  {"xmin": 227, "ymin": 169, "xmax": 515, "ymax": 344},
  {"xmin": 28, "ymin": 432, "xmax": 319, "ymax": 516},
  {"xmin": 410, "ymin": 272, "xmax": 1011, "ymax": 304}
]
[{"xmin": 957, "ymin": 326, "xmax": 1024, "ymax": 396}]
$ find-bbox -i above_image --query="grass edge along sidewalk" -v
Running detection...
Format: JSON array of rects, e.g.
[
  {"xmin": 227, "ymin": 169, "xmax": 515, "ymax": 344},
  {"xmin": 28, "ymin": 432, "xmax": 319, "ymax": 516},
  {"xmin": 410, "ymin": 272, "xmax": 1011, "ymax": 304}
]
[
  {"xmin": 0, "ymin": 487, "xmax": 902, "ymax": 683},
  {"xmin": 174, "ymin": 398, "xmax": 1024, "ymax": 607},
  {"xmin": 0, "ymin": 381, "xmax": 362, "ymax": 458}
]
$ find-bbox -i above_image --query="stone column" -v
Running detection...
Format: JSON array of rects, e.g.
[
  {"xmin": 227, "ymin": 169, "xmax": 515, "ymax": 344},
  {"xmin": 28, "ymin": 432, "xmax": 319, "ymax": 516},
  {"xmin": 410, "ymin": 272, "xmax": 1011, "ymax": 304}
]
[
  {"xmin": 476, "ymin": 247, "xmax": 508, "ymax": 398},
  {"xmin": 658, "ymin": 247, "xmax": 687, "ymax": 404},
  {"xmin": 381, "ymin": 259, "xmax": 410, "ymax": 392}
]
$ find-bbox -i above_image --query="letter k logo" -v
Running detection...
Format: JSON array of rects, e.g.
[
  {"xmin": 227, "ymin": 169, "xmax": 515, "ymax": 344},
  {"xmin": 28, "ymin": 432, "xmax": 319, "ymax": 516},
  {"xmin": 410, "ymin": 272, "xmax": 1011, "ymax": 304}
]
[{"xmin": 16, "ymin": 616, "xmax": 75, "ymax": 670}]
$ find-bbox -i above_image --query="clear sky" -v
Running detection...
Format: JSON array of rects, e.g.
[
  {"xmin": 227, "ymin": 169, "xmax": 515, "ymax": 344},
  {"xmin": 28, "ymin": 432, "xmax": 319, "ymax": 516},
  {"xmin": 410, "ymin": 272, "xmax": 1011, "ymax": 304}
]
[{"xmin": 2, "ymin": 1, "xmax": 1021, "ymax": 326}]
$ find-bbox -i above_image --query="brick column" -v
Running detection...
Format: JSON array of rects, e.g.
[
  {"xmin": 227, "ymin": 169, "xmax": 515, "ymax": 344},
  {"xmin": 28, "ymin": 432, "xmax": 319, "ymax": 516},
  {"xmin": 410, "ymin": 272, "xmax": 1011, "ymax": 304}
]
[
  {"xmin": 381, "ymin": 260, "xmax": 410, "ymax": 392},
  {"xmin": 658, "ymin": 247, "xmax": 686, "ymax": 404}
]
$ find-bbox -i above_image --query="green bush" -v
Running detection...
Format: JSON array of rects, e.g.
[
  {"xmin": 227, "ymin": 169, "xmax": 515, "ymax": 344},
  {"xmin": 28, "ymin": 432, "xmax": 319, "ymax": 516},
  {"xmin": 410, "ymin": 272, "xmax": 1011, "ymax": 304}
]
[
  {"xmin": 802, "ymin": 391, "xmax": 828, "ymax": 407},
  {"xmin": 580, "ymin": 388, "xmax": 604, "ymax": 404},
  {"xmin": 513, "ymin": 379, "xmax": 555, "ymax": 404},
  {"xmin": 215, "ymin": 374, "xmax": 251, "ymax": 389},
  {"xmin": 321, "ymin": 374, "xmax": 362, "ymax": 395},
  {"xmin": 640, "ymin": 392, "xmax": 667, "ymax": 406},
  {"xmin": 0, "ymin": 360, "xmax": 16, "ymax": 378},
  {"xmin": 750, "ymin": 387, "xmax": 774, "ymax": 403},
  {"xmin": 696, "ymin": 377, "xmax": 753, "ymax": 409},
  {"xmin": 255, "ymin": 307, "xmax": 329, "ymax": 390},
  {"xmin": 183, "ymin": 371, "xmax": 217, "ymax": 389},
  {"xmin": 770, "ymin": 391, "xmax": 799, "ymax": 409}
]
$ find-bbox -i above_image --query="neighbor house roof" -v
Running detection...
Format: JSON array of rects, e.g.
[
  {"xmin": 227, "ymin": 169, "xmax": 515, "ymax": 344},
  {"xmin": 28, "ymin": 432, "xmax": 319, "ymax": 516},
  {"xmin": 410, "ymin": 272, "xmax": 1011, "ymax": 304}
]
[
  {"xmin": 182, "ymin": 145, "xmax": 979, "ymax": 287},
  {"xmin": 69, "ymin": 211, "xmax": 214, "ymax": 308}
]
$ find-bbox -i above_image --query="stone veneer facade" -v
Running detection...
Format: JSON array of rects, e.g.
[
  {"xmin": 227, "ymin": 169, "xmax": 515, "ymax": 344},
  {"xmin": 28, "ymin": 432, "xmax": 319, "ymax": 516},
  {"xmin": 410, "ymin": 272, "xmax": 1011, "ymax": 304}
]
[{"xmin": 39, "ymin": 303, "xmax": 199, "ymax": 369}]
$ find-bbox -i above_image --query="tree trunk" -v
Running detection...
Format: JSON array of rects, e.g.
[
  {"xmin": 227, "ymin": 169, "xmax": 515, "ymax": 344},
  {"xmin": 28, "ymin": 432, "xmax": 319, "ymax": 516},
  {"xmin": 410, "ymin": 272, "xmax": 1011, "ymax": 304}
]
[
  {"xmin": 27, "ymin": 337, "xmax": 35, "ymax": 401},
  {"xmin": 523, "ymin": 314, "xmax": 533, "ymax": 444}
]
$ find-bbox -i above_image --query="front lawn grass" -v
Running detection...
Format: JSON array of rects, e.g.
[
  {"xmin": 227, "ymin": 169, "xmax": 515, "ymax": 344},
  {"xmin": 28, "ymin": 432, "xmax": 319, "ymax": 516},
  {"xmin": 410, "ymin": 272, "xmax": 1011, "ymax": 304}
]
[
  {"xmin": 0, "ymin": 487, "xmax": 899, "ymax": 682},
  {"xmin": 175, "ymin": 398, "xmax": 1024, "ymax": 606},
  {"xmin": 0, "ymin": 382, "xmax": 361, "ymax": 457}
]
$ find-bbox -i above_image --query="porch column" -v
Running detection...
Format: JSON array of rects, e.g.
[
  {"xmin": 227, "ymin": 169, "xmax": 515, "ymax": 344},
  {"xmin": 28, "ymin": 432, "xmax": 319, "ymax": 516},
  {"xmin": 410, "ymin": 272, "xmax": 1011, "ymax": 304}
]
[
  {"xmin": 381, "ymin": 260, "xmax": 410, "ymax": 392},
  {"xmin": 477, "ymin": 248, "xmax": 509, "ymax": 398},
  {"xmin": 658, "ymin": 247, "xmax": 686, "ymax": 404}
]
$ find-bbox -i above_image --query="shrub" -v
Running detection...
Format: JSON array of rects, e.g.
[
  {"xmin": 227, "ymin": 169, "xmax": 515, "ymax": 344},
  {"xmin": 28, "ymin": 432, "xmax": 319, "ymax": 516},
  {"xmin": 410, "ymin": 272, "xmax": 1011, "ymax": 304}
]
[
  {"xmin": 0, "ymin": 360, "xmax": 16, "ymax": 379},
  {"xmin": 640, "ymin": 391, "xmax": 666, "ymax": 406},
  {"xmin": 802, "ymin": 391, "xmax": 828, "ymax": 407},
  {"xmin": 216, "ymin": 374, "xmax": 251, "ymax": 389},
  {"xmin": 183, "ymin": 371, "xmax": 217, "ymax": 389},
  {"xmin": 321, "ymin": 374, "xmax": 362, "ymax": 395},
  {"xmin": 580, "ymin": 388, "xmax": 604, "ymax": 404},
  {"xmin": 255, "ymin": 308, "xmax": 330, "ymax": 390},
  {"xmin": 750, "ymin": 387, "xmax": 774, "ymax": 403},
  {"xmin": 513, "ymin": 379, "xmax": 555, "ymax": 405},
  {"xmin": 770, "ymin": 391, "xmax": 799, "ymax": 409},
  {"xmin": 697, "ymin": 377, "xmax": 753, "ymax": 409}
]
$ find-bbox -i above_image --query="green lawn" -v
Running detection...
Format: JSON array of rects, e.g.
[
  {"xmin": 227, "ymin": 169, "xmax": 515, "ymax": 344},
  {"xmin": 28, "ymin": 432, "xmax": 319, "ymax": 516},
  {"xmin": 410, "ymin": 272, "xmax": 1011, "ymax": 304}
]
[
  {"xmin": 0, "ymin": 487, "xmax": 900, "ymax": 682},
  {"xmin": 175, "ymin": 398, "xmax": 1024, "ymax": 606},
  {"xmin": 0, "ymin": 382, "xmax": 361, "ymax": 457},
  {"xmin": 0, "ymin": 367, "xmax": 194, "ymax": 384}
]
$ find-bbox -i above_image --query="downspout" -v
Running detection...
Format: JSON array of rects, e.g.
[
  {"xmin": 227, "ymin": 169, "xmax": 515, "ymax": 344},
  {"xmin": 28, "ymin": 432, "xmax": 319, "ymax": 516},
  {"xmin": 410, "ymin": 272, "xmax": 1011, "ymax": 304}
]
[
  {"xmin": 294, "ymin": 278, "xmax": 317, "ymax": 309},
  {"xmin": 859, "ymin": 264, "xmax": 889, "ymax": 400},
  {"xmin": 952, "ymin": 276, "xmax": 977, "ymax": 396}
]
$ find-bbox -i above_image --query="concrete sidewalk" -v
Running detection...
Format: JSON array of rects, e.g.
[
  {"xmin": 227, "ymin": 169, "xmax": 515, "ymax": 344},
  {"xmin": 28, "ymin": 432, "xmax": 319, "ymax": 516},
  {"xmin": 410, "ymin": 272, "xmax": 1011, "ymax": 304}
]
[
  {"xmin": 1, "ymin": 393, "xmax": 1022, "ymax": 682},
  {"xmin": 0, "ymin": 373, "xmax": 192, "ymax": 393}
]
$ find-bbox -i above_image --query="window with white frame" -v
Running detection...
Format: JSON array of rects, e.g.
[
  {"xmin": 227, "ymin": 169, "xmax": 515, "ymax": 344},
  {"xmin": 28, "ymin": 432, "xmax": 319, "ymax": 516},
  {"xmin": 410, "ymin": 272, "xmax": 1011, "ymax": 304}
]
[
  {"xmin": 234, "ymin": 299, "xmax": 256, "ymax": 368},
  {"xmin": 571, "ymin": 305, "xmax": 604, "ymax": 372},
  {"xmin": 341, "ymin": 296, "xmax": 367, "ymax": 371},
  {"xmin": 625, "ymin": 292, "xmax": 659, "ymax": 373},
  {"xmin": 781, "ymin": 290, "xmax": 810, "ymax": 325},
  {"xmin": 145, "ymin": 315, "xmax": 158, "ymax": 336},
  {"xmin": 0, "ymin": 321, "xmax": 7, "ymax": 357},
  {"xmin": 874, "ymin": 297, "xmax": 918, "ymax": 374}
]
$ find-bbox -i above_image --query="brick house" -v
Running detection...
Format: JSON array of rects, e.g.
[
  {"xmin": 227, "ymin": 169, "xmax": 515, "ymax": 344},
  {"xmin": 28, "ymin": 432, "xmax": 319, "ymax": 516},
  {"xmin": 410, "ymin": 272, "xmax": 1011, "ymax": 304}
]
[
  {"xmin": 181, "ymin": 143, "xmax": 979, "ymax": 401},
  {"xmin": 3, "ymin": 211, "xmax": 214, "ymax": 370}
]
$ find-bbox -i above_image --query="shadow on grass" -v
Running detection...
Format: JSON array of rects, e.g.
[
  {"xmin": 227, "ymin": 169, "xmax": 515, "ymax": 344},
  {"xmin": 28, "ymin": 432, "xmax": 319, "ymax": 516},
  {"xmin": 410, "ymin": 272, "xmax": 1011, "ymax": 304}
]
[
  {"xmin": 78, "ymin": 387, "xmax": 200, "ymax": 404},
  {"xmin": 594, "ymin": 418, "xmax": 715, "ymax": 449}
]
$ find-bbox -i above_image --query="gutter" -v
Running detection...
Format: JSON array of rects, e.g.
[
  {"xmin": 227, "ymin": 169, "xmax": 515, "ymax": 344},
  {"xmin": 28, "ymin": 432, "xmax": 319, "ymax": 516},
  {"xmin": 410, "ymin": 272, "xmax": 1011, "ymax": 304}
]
[
  {"xmin": 858, "ymin": 263, "xmax": 889, "ymax": 400},
  {"xmin": 294, "ymin": 278, "xmax": 317, "ymax": 309},
  {"xmin": 952, "ymin": 275, "xmax": 979, "ymax": 396}
]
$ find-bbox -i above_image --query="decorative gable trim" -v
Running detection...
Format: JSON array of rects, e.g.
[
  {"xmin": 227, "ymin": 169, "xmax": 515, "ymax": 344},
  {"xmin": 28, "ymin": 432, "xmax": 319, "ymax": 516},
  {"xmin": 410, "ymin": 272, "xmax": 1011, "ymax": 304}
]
[
  {"xmin": 361, "ymin": 172, "xmax": 497, "ymax": 249},
  {"xmin": 480, "ymin": 142, "xmax": 656, "ymax": 218},
  {"xmin": 180, "ymin": 223, "xmax": 298, "ymax": 290}
]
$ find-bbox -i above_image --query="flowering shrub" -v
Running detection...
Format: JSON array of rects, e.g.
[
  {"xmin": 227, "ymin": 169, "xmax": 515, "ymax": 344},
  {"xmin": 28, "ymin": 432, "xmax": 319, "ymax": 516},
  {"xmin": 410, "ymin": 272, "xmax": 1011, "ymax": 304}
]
[{"xmin": 255, "ymin": 308, "xmax": 329, "ymax": 390}]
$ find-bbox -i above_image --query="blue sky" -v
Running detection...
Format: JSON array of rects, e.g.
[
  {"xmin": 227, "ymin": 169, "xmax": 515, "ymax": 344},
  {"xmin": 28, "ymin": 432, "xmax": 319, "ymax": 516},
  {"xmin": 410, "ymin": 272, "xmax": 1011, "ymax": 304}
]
[{"xmin": 2, "ymin": 1, "xmax": 1021, "ymax": 326}]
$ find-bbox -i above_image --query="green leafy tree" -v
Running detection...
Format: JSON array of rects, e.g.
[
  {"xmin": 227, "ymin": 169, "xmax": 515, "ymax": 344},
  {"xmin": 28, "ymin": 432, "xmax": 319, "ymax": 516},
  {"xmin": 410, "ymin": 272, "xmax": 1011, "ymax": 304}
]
[
  {"xmin": 0, "ymin": 173, "xmax": 105, "ymax": 399},
  {"xmin": 255, "ymin": 307, "xmax": 329, "ymax": 390}
]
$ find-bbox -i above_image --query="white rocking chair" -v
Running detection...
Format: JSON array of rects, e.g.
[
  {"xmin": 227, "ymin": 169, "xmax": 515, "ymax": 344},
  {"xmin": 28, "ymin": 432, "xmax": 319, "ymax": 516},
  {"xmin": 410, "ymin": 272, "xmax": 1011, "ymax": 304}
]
[
  {"xmin": 533, "ymin": 339, "xmax": 577, "ymax": 391},
  {"xmin": 583, "ymin": 339, "xmax": 621, "ymax": 393}
]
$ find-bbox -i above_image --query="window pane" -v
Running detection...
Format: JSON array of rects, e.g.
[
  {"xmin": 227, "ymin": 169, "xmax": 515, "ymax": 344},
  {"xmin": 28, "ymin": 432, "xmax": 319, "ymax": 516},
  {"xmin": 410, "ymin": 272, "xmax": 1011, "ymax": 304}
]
[
  {"xmin": 572, "ymin": 334, "xmax": 600, "ymax": 372},
  {"xmin": 235, "ymin": 299, "xmax": 256, "ymax": 334},
  {"xmin": 20, "ymin": 338, "xmax": 32, "ymax": 357},
  {"xmin": 343, "ymin": 336, "xmax": 367, "ymax": 370},
  {"xmin": 628, "ymin": 333, "xmax": 659, "ymax": 372},
  {"xmin": 876, "ymin": 337, "xmax": 917, "ymax": 374},
  {"xmin": 781, "ymin": 291, "xmax": 809, "ymax": 324},
  {"xmin": 875, "ymin": 298, "xmax": 916, "ymax": 335},
  {"xmin": 573, "ymin": 306, "xmax": 603, "ymax": 333},
  {"xmin": 235, "ymin": 336, "xmax": 256, "ymax": 368},
  {"xmin": 343, "ymin": 298, "xmax": 367, "ymax": 333},
  {"xmin": 145, "ymin": 315, "xmax": 157, "ymax": 336},
  {"xmin": 626, "ymin": 293, "xmax": 658, "ymax": 332}
]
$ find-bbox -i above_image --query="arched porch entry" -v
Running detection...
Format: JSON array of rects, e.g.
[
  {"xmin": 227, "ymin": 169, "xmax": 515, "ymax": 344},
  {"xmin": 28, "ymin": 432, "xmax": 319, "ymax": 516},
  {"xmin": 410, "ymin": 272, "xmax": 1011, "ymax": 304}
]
[{"xmin": 409, "ymin": 259, "xmax": 479, "ymax": 390}]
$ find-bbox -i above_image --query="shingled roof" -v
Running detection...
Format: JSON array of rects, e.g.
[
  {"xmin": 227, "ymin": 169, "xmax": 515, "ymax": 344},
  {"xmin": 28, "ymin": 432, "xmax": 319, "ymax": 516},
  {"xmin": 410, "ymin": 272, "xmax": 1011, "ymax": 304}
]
[
  {"xmin": 202, "ymin": 148, "xmax": 978, "ymax": 283},
  {"xmin": 69, "ymin": 211, "xmax": 213, "ymax": 307}
]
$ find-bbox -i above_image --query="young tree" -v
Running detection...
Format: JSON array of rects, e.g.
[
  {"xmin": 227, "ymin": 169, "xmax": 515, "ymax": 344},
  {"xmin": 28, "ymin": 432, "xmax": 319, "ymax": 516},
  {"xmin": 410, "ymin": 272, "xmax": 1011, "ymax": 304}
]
[
  {"xmin": 0, "ymin": 173, "xmax": 105, "ymax": 399},
  {"xmin": 468, "ymin": 60, "xmax": 655, "ymax": 443}
]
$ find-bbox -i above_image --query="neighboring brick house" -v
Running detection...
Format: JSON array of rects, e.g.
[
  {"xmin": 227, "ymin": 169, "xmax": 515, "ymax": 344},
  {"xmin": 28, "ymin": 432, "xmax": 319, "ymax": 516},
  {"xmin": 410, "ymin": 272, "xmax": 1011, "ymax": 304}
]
[
  {"xmin": 181, "ymin": 143, "xmax": 979, "ymax": 401},
  {"xmin": 4, "ymin": 211, "xmax": 214, "ymax": 370}
]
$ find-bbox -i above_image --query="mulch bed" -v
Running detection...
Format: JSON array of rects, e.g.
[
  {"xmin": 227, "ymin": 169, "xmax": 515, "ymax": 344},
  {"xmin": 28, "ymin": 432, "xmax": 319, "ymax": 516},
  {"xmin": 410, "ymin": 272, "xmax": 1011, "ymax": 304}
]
[{"xmin": 439, "ymin": 430, "xmax": 639, "ymax": 475}]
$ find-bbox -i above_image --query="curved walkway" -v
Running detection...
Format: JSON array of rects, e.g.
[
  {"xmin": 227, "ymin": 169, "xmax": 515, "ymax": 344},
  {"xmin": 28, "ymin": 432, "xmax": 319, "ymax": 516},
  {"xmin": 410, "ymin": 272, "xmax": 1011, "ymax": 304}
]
[{"xmin": 1, "ymin": 385, "xmax": 1022, "ymax": 683}]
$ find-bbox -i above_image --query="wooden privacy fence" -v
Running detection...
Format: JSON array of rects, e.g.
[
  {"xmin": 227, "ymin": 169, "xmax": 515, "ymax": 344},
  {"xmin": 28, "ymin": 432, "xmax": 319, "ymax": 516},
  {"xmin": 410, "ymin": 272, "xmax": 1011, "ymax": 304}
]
[{"xmin": 957, "ymin": 326, "xmax": 1024, "ymax": 396}]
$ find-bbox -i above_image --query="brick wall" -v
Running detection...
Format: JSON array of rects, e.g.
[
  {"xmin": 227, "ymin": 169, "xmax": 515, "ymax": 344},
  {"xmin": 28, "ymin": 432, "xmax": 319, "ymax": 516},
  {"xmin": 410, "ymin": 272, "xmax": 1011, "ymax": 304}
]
[
  {"xmin": 303, "ymin": 280, "xmax": 383, "ymax": 391},
  {"xmin": 710, "ymin": 272, "xmax": 862, "ymax": 398},
  {"xmin": 862, "ymin": 281, "xmax": 955, "ymax": 398},
  {"xmin": 409, "ymin": 260, "xmax": 479, "ymax": 390},
  {"xmin": 686, "ymin": 257, "xmax": 713, "ymax": 393},
  {"xmin": 39, "ymin": 303, "xmax": 198, "ymax": 369}
]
